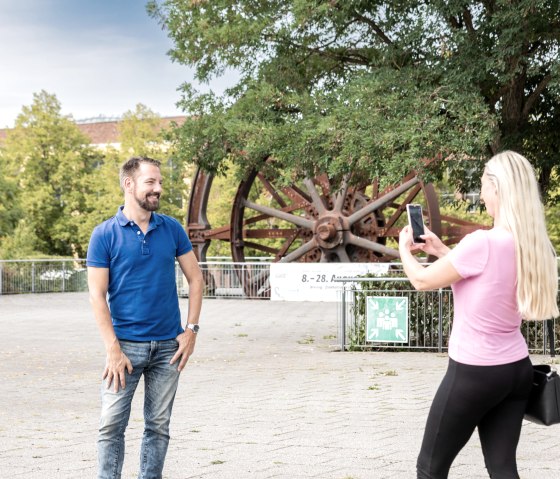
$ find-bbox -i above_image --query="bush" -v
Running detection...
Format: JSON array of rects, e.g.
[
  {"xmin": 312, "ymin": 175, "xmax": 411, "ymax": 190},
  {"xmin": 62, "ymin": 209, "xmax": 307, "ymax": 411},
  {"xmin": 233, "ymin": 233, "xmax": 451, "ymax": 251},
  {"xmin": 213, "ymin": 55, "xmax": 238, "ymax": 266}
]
[
  {"xmin": 347, "ymin": 272, "xmax": 453, "ymax": 352},
  {"xmin": 348, "ymin": 272, "xmax": 559, "ymax": 355}
]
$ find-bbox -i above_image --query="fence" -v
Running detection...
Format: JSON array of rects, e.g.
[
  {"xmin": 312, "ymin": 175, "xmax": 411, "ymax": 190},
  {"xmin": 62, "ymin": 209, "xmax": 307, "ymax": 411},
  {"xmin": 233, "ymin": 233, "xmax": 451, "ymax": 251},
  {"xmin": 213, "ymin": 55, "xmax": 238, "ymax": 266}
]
[
  {"xmin": 177, "ymin": 261, "xmax": 271, "ymax": 299},
  {"xmin": 0, "ymin": 259, "xmax": 272, "ymax": 299},
  {"xmin": 0, "ymin": 259, "xmax": 88, "ymax": 294},
  {"xmin": 337, "ymin": 276, "xmax": 559, "ymax": 355},
  {"xmin": 1, "ymin": 260, "xmax": 558, "ymax": 354}
]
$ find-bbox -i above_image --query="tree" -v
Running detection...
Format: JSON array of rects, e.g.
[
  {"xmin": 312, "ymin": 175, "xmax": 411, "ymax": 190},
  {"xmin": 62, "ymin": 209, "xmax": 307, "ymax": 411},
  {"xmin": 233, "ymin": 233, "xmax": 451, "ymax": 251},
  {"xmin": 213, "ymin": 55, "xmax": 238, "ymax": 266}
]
[
  {"xmin": 0, "ymin": 91, "xmax": 103, "ymax": 257},
  {"xmin": 148, "ymin": 0, "xmax": 559, "ymax": 200},
  {"xmin": 118, "ymin": 103, "xmax": 192, "ymax": 221},
  {"xmin": 0, "ymin": 220, "xmax": 42, "ymax": 260},
  {"xmin": 119, "ymin": 103, "xmax": 167, "ymax": 157},
  {"xmin": 0, "ymin": 161, "xmax": 21, "ymax": 239},
  {"xmin": 0, "ymin": 96, "xmax": 194, "ymax": 260}
]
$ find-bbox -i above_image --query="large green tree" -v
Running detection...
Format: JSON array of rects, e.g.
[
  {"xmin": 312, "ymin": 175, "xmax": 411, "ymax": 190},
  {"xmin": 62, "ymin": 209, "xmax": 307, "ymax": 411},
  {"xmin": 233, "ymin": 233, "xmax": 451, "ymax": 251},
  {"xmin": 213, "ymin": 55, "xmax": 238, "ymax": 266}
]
[
  {"xmin": 0, "ymin": 91, "xmax": 103, "ymax": 257},
  {"xmin": 0, "ymin": 97, "xmax": 193, "ymax": 259},
  {"xmin": 148, "ymin": 0, "xmax": 559, "ymax": 199},
  {"xmin": 79, "ymin": 104, "xmax": 192, "ymax": 253}
]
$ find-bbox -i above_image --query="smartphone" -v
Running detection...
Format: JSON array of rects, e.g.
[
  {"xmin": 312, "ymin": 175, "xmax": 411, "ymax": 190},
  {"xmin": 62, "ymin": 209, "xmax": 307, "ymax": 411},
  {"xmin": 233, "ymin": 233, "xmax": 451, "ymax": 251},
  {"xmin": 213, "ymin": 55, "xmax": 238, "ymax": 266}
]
[{"xmin": 406, "ymin": 204, "xmax": 426, "ymax": 243}]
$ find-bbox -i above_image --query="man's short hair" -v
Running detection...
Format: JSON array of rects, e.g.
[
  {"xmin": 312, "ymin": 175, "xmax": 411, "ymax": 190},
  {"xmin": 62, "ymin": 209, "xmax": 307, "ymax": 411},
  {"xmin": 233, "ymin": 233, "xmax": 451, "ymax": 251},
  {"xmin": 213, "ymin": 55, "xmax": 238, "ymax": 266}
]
[{"xmin": 119, "ymin": 156, "xmax": 161, "ymax": 191}]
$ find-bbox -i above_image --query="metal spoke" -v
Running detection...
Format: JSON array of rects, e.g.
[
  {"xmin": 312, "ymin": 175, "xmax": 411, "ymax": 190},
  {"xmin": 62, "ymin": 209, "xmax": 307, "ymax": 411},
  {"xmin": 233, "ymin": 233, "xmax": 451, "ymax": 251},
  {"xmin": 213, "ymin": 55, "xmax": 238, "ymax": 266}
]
[
  {"xmin": 381, "ymin": 184, "xmax": 422, "ymax": 233},
  {"xmin": 345, "ymin": 232, "xmax": 400, "ymax": 258},
  {"xmin": 347, "ymin": 177, "xmax": 419, "ymax": 226},
  {"xmin": 243, "ymin": 199, "xmax": 314, "ymax": 230},
  {"xmin": 335, "ymin": 246, "xmax": 351, "ymax": 262},
  {"xmin": 241, "ymin": 241, "xmax": 279, "ymax": 255},
  {"xmin": 371, "ymin": 179, "xmax": 379, "ymax": 199},
  {"xmin": 333, "ymin": 175, "xmax": 350, "ymax": 212},
  {"xmin": 275, "ymin": 230, "xmax": 300, "ymax": 261},
  {"xmin": 279, "ymin": 239, "xmax": 318, "ymax": 262},
  {"xmin": 283, "ymin": 185, "xmax": 311, "ymax": 204},
  {"xmin": 303, "ymin": 178, "xmax": 327, "ymax": 214},
  {"xmin": 257, "ymin": 173, "xmax": 287, "ymax": 208},
  {"xmin": 243, "ymin": 201, "xmax": 311, "ymax": 227}
]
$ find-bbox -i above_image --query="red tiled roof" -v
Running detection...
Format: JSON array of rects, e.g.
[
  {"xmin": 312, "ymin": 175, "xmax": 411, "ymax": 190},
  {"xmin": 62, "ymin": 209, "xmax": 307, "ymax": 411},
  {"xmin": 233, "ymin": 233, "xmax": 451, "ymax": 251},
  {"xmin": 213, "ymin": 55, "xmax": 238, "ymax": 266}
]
[
  {"xmin": 76, "ymin": 121, "xmax": 121, "ymax": 145},
  {"xmin": 0, "ymin": 116, "xmax": 186, "ymax": 146}
]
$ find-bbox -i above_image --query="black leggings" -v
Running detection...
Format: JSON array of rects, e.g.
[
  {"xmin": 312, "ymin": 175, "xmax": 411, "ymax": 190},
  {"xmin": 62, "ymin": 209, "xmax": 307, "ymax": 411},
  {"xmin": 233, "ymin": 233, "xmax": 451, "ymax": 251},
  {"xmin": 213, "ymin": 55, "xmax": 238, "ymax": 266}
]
[{"xmin": 417, "ymin": 357, "xmax": 533, "ymax": 479}]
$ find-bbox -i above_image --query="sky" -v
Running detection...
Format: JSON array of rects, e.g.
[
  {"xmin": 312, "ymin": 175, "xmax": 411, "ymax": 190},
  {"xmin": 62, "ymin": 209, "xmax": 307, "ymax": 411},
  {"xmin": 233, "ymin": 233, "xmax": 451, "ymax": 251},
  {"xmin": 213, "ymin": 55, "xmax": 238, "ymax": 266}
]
[{"xmin": 0, "ymin": 0, "xmax": 233, "ymax": 128}]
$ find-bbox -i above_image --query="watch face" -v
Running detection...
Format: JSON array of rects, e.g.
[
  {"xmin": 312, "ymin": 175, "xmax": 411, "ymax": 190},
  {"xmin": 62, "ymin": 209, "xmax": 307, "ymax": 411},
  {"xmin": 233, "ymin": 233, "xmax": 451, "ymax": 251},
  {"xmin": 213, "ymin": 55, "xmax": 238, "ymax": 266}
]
[{"xmin": 188, "ymin": 324, "xmax": 200, "ymax": 333}]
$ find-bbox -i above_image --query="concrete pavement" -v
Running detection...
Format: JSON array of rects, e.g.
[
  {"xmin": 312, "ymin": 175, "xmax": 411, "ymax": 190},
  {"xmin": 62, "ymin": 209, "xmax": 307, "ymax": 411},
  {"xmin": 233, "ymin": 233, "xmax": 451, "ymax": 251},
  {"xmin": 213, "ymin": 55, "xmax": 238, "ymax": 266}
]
[{"xmin": 0, "ymin": 293, "xmax": 558, "ymax": 479}]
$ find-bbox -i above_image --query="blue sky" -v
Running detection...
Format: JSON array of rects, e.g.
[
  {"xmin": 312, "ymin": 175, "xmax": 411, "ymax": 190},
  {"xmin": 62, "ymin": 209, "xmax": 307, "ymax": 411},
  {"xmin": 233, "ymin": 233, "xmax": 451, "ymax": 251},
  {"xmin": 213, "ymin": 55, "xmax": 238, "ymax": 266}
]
[{"xmin": 0, "ymin": 0, "xmax": 232, "ymax": 128}]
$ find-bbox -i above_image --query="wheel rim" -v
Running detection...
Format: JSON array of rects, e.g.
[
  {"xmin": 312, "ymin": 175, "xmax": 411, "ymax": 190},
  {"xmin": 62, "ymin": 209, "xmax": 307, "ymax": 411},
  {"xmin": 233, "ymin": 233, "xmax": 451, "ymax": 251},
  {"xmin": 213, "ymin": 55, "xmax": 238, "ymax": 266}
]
[{"xmin": 230, "ymin": 169, "xmax": 441, "ymax": 263}]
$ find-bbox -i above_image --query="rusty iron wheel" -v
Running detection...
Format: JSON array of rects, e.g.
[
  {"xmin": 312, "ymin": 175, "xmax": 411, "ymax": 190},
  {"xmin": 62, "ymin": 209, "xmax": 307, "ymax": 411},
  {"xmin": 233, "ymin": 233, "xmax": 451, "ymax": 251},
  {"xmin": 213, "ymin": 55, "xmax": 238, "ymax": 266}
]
[
  {"xmin": 229, "ymin": 170, "xmax": 441, "ymax": 264},
  {"xmin": 186, "ymin": 165, "xmax": 486, "ymax": 297}
]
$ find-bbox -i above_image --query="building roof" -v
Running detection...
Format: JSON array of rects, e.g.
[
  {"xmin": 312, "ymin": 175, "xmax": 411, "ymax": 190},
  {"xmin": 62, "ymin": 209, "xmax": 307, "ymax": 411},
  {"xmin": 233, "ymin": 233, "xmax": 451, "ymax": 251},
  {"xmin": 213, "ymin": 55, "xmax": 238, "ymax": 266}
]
[{"xmin": 0, "ymin": 115, "xmax": 186, "ymax": 146}]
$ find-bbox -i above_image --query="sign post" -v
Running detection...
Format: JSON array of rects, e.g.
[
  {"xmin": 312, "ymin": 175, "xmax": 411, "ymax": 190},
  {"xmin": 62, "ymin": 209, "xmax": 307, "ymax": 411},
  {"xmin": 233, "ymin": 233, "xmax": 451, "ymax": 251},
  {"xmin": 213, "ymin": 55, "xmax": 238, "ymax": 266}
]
[{"xmin": 366, "ymin": 296, "xmax": 409, "ymax": 343}]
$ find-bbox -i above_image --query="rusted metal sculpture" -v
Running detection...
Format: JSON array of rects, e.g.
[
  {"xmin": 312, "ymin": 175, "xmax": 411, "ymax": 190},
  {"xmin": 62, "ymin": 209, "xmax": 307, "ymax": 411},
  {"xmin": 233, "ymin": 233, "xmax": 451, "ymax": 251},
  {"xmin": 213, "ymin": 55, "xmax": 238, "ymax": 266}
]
[{"xmin": 187, "ymin": 166, "xmax": 482, "ymax": 264}]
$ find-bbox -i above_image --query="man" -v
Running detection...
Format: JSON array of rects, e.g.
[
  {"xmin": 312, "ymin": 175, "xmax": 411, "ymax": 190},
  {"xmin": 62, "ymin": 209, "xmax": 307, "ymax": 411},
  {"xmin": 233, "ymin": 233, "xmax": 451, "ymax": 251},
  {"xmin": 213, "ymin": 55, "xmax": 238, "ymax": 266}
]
[{"xmin": 87, "ymin": 156, "xmax": 204, "ymax": 479}]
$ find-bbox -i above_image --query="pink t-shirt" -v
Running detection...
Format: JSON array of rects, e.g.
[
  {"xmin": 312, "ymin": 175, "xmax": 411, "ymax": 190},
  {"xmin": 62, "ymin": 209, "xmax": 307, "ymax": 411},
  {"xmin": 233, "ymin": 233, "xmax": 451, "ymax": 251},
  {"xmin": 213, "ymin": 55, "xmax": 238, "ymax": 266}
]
[{"xmin": 446, "ymin": 228, "xmax": 528, "ymax": 366}]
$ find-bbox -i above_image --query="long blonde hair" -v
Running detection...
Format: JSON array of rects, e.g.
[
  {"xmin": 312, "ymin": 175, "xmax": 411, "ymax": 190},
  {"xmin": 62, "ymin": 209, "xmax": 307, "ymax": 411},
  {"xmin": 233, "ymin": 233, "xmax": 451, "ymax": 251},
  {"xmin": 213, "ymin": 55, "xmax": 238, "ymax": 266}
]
[{"xmin": 485, "ymin": 151, "xmax": 559, "ymax": 320}]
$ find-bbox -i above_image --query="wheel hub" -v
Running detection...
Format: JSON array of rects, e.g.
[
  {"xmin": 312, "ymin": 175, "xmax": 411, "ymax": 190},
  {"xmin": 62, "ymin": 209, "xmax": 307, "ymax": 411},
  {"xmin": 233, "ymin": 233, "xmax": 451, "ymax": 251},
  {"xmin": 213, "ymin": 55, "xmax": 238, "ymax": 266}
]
[{"xmin": 314, "ymin": 215, "xmax": 345, "ymax": 249}]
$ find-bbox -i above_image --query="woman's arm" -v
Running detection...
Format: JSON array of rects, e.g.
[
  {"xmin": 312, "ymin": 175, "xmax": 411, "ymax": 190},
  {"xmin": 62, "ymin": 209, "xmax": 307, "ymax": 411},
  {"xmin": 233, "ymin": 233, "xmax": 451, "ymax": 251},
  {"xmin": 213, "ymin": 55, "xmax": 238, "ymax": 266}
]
[{"xmin": 399, "ymin": 225, "xmax": 462, "ymax": 290}]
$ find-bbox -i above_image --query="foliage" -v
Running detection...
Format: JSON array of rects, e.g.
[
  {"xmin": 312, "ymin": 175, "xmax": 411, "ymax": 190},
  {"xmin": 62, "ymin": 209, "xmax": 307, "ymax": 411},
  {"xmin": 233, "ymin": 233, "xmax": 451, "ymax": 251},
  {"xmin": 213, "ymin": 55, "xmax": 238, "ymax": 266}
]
[
  {"xmin": 148, "ymin": 0, "xmax": 560, "ymax": 201},
  {"xmin": 114, "ymin": 103, "xmax": 192, "ymax": 222},
  {"xmin": 0, "ymin": 220, "xmax": 43, "ymax": 259},
  {"xmin": 349, "ymin": 273, "xmax": 560, "ymax": 353},
  {"xmin": 0, "ymin": 91, "xmax": 103, "ymax": 258},
  {"xmin": 0, "ymin": 161, "xmax": 21, "ymax": 239},
  {"xmin": 546, "ymin": 203, "xmax": 560, "ymax": 255},
  {"xmin": 119, "ymin": 103, "xmax": 165, "ymax": 157},
  {"xmin": 0, "ymin": 95, "xmax": 192, "ymax": 259},
  {"xmin": 348, "ymin": 273, "xmax": 454, "ymax": 351}
]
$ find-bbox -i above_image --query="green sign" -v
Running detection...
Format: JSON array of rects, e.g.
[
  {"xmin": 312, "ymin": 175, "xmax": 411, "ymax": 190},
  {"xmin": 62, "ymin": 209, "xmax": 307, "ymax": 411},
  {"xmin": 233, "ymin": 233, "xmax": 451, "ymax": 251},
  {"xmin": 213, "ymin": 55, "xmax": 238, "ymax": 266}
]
[{"xmin": 366, "ymin": 296, "xmax": 409, "ymax": 343}]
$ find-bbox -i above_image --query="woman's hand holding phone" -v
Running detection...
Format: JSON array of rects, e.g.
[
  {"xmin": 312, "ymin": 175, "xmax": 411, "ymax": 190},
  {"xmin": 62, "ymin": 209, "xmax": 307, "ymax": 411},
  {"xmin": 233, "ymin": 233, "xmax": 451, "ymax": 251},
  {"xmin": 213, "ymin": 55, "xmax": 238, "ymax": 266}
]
[{"xmin": 411, "ymin": 226, "xmax": 450, "ymax": 258}]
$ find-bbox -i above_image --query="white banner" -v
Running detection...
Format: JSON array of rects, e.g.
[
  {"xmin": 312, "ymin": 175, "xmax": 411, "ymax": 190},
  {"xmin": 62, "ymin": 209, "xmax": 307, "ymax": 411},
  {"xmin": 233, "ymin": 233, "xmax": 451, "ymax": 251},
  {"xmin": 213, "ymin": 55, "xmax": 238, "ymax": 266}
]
[{"xmin": 270, "ymin": 262, "xmax": 389, "ymax": 302}]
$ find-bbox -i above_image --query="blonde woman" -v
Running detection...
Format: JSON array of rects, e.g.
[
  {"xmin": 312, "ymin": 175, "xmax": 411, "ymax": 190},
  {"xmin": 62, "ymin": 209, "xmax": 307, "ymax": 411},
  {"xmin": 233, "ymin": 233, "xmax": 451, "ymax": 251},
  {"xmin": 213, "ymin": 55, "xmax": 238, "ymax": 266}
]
[{"xmin": 398, "ymin": 151, "xmax": 559, "ymax": 479}]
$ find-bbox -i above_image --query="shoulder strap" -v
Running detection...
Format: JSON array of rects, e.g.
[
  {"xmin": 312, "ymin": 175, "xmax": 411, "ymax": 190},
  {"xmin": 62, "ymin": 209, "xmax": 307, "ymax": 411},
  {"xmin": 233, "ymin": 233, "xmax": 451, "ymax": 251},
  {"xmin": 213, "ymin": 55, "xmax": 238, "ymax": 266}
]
[{"xmin": 546, "ymin": 319, "xmax": 555, "ymax": 357}]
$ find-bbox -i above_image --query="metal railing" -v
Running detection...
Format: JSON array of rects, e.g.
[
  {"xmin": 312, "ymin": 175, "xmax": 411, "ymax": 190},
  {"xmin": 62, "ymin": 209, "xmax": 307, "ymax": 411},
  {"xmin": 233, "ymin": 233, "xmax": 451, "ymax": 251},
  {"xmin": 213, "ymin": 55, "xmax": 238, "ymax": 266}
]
[
  {"xmin": 177, "ymin": 261, "xmax": 271, "ymax": 299},
  {"xmin": 337, "ymin": 276, "xmax": 558, "ymax": 355},
  {"xmin": 2, "ymin": 260, "xmax": 558, "ymax": 352},
  {"xmin": 0, "ymin": 259, "xmax": 88, "ymax": 294},
  {"xmin": 0, "ymin": 259, "xmax": 272, "ymax": 299}
]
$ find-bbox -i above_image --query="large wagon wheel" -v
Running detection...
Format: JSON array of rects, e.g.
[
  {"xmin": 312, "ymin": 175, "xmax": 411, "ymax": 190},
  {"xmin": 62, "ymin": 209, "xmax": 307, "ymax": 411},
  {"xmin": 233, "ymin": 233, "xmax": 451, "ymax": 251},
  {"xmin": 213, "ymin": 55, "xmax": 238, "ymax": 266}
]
[
  {"xmin": 229, "ymin": 170, "xmax": 441, "ymax": 264},
  {"xmin": 187, "ymin": 164, "xmax": 482, "ymax": 297}
]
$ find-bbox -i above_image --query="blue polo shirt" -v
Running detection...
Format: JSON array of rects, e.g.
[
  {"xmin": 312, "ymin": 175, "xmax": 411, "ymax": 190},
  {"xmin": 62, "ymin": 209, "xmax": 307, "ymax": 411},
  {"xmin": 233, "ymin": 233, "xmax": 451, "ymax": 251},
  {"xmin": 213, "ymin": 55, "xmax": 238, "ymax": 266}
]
[{"xmin": 86, "ymin": 206, "xmax": 193, "ymax": 341}]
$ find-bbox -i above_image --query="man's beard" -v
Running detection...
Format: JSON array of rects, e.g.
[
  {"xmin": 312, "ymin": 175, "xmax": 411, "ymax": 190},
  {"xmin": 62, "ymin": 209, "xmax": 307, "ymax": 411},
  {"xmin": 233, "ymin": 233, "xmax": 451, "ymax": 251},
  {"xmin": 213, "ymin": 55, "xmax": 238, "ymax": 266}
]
[{"xmin": 135, "ymin": 192, "xmax": 160, "ymax": 211}]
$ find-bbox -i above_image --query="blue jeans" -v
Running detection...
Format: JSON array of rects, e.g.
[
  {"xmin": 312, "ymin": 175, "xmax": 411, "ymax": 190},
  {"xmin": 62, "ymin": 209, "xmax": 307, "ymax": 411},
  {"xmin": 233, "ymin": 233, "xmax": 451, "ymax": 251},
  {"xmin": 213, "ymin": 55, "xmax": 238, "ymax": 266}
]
[{"xmin": 97, "ymin": 339, "xmax": 180, "ymax": 479}]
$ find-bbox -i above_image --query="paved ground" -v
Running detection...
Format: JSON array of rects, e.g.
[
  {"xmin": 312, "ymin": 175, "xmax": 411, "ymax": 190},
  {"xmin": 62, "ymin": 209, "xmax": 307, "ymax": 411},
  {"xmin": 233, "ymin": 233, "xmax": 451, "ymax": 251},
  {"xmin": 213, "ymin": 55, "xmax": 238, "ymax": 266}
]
[{"xmin": 0, "ymin": 293, "xmax": 558, "ymax": 479}]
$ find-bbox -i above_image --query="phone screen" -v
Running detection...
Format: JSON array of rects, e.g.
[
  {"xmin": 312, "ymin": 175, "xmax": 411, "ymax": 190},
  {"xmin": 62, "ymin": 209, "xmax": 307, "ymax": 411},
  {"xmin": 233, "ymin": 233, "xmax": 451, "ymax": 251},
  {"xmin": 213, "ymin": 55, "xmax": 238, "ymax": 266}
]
[{"xmin": 407, "ymin": 204, "xmax": 426, "ymax": 243}]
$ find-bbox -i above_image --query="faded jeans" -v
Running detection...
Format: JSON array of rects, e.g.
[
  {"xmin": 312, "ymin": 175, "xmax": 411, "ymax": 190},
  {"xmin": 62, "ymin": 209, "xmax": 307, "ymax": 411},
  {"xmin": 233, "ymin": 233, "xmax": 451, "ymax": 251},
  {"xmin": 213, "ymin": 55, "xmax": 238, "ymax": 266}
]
[{"xmin": 97, "ymin": 339, "xmax": 180, "ymax": 479}]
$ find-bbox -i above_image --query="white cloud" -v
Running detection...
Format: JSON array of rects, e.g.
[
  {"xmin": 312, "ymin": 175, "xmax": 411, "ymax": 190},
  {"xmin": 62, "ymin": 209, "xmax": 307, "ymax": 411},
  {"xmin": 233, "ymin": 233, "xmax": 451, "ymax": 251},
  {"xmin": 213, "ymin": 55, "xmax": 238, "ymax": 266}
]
[
  {"xmin": 0, "ymin": 24, "xmax": 185, "ymax": 125},
  {"xmin": 0, "ymin": 1, "xmax": 238, "ymax": 127}
]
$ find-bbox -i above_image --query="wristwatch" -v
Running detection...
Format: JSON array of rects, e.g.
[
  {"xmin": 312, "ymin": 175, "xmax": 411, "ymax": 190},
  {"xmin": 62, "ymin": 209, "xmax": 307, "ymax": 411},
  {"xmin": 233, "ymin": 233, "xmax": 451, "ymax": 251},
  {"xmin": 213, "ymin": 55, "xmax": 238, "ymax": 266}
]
[{"xmin": 186, "ymin": 323, "xmax": 200, "ymax": 334}]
